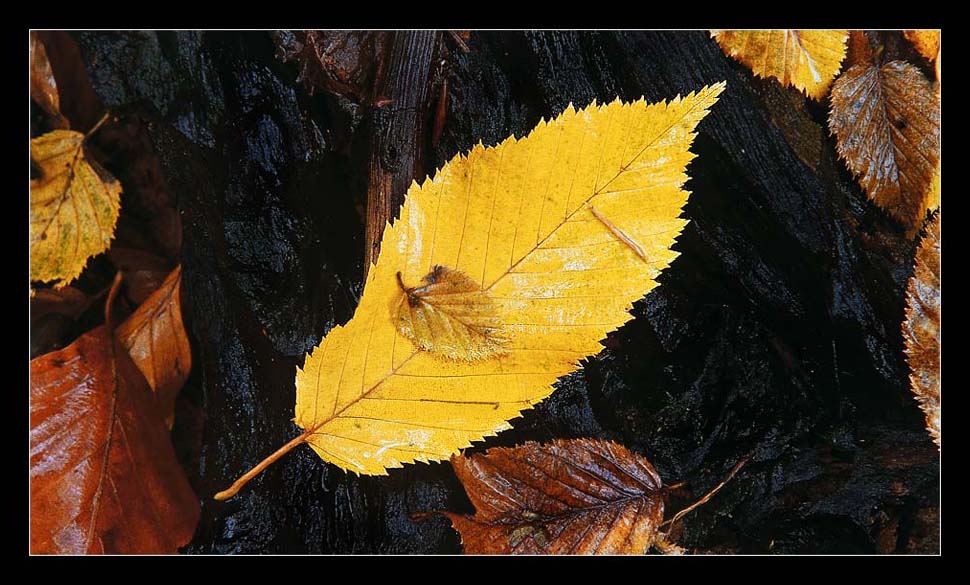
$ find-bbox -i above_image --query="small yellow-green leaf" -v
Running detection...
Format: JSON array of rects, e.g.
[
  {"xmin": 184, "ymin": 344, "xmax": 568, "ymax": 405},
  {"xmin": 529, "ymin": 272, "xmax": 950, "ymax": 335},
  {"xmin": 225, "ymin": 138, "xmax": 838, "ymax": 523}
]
[{"xmin": 30, "ymin": 130, "xmax": 121, "ymax": 287}]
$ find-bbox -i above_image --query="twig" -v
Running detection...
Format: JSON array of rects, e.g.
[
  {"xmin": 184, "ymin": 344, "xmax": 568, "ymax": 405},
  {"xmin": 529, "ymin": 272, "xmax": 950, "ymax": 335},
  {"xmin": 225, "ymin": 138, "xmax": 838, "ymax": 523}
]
[
  {"xmin": 660, "ymin": 455, "xmax": 750, "ymax": 530},
  {"xmin": 214, "ymin": 429, "xmax": 314, "ymax": 501},
  {"xmin": 85, "ymin": 111, "xmax": 112, "ymax": 140},
  {"xmin": 589, "ymin": 205, "xmax": 648, "ymax": 262}
]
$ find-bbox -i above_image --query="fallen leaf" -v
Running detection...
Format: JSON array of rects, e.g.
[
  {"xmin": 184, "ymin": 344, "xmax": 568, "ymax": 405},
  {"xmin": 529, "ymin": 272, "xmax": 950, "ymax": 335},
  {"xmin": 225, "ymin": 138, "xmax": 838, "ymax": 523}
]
[
  {"xmin": 845, "ymin": 30, "xmax": 874, "ymax": 68},
  {"xmin": 290, "ymin": 85, "xmax": 725, "ymax": 477},
  {"xmin": 30, "ymin": 286, "xmax": 94, "ymax": 358},
  {"xmin": 271, "ymin": 30, "xmax": 388, "ymax": 102},
  {"xmin": 214, "ymin": 84, "xmax": 725, "ymax": 501},
  {"xmin": 30, "ymin": 285, "xmax": 90, "ymax": 322},
  {"xmin": 117, "ymin": 266, "xmax": 192, "ymax": 427},
  {"xmin": 711, "ymin": 30, "xmax": 847, "ymax": 99},
  {"xmin": 30, "ymin": 322, "xmax": 199, "ymax": 553},
  {"xmin": 396, "ymin": 265, "xmax": 508, "ymax": 360},
  {"xmin": 928, "ymin": 163, "xmax": 941, "ymax": 212},
  {"xmin": 30, "ymin": 127, "xmax": 122, "ymax": 287},
  {"xmin": 903, "ymin": 212, "xmax": 940, "ymax": 448},
  {"xmin": 828, "ymin": 61, "xmax": 940, "ymax": 230},
  {"xmin": 29, "ymin": 32, "xmax": 68, "ymax": 129},
  {"xmin": 904, "ymin": 30, "xmax": 940, "ymax": 63},
  {"xmin": 109, "ymin": 247, "xmax": 173, "ymax": 306},
  {"xmin": 444, "ymin": 439, "xmax": 665, "ymax": 554}
]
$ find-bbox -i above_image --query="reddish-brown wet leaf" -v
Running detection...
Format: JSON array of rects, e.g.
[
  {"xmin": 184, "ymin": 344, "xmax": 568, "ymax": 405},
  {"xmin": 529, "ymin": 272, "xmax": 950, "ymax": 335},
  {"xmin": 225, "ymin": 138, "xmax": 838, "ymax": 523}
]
[
  {"xmin": 828, "ymin": 61, "xmax": 940, "ymax": 231},
  {"xmin": 117, "ymin": 266, "xmax": 191, "ymax": 427},
  {"xmin": 903, "ymin": 212, "xmax": 941, "ymax": 448},
  {"xmin": 445, "ymin": 439, "xmax": 665, "ymax": 554},
  {"xmin": 29, "ymin": 32, "xmax": 68, "ymax": 129},
  {"xmin": 29, "ymin": 323, "xmax": 199, "ymax": 554}
]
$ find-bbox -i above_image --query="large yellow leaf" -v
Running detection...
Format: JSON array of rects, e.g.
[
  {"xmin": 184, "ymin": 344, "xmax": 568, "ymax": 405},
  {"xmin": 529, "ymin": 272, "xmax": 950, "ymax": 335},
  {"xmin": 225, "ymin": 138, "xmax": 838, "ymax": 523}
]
[
  {"xmin": 711, "ymin": 30, "xmax": 847, "ymax": 100},
  {"xmin": 30, "ymin": 129, "xmax": 122, "ymax": 287},
  {"xmin": 216, "ymin": 83, "xmax": 726, "ymax": 497}
]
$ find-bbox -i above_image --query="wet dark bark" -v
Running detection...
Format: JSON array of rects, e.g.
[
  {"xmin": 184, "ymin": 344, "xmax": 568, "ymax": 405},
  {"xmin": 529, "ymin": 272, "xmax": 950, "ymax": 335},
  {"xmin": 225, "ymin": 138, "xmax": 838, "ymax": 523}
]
[
  {"xmin": 360, "ymin": 30, "xmax": 439, "ymax": 272},
  {"xmin": 71, "ymin": 30, "xmax": 939, "ymax": 554}
]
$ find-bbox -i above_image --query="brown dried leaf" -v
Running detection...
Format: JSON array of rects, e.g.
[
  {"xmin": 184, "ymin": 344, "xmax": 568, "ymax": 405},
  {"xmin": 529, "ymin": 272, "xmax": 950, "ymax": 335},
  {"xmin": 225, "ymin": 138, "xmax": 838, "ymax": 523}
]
[
  {"xmin": 29, "ymin": 324, "xmax": 199, "ymax": 553},
  {"xmin": 903, "ymin": 212, "xmax": 940, "ymax": 447},
  {"xmin": 444, "ymin": 439, "xmax": 665, "ymax": 554},
  {"xmin": 30, "ymin": 286, "xmax": 90, "ymax": 322},
  {"xmin": 396, "ymin": 265, "xmax": 507, "ymax": 360},
  {"xmin": 828, "ymin": 61, "xmax": 940, "ymax": 230},
  {"xmin": 845, "ymin": 30, "xmax": 875, "ymax": 68},
  {"xmin": 904, "ymin": 30, "xmax": 940, "ymax": 63},
  {"xmin": 29, "ymin": 32, "xmax": 68, "ymax": 129},
  {"xmin": 272, "ymin": 30, "xmax": 388, "ymax": 102},
  {"xmin": 109, "ymin": 247, "xmax": 173, "ymax": 306},
  {"xmin": 117, "ymin": 266, "xmax": 192, "ymax": 427},
  {"xmin": 30, "ymin": 286, "xmax": 93, "ymax": 357}
]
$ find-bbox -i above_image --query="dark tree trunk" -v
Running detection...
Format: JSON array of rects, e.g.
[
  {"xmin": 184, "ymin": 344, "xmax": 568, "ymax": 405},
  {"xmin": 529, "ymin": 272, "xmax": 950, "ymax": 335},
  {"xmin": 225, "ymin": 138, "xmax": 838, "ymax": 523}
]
[{"xmin": 71, "ymin": 30, "xmax": 939, "ymax": 554}]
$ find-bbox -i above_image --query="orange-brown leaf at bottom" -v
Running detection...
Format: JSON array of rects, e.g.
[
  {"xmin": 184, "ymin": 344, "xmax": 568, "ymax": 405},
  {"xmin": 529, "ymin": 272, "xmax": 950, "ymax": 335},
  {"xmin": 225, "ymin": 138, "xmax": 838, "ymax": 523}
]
[
  {"xmin": 29, "ymin": 325, "xmax": 199, "ymax": 554},
  {"xmin": 117, "ymin": 265, "xmax": 191, "ymax": 427},
  {"xmin": 445, "ymin": 439, "xmax": 665, "ymax": 554}
]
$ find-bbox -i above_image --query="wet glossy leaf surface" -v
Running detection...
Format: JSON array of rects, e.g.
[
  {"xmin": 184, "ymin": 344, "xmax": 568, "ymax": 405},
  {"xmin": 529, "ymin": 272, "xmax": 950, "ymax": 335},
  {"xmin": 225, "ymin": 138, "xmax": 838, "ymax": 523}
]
[
  {"xmin": 117, "ymin": 266, "xmax": 192, "ymax": 427},
  {"xmin": 445, "ymin": 439, "xmax": 664, "ymax": 554},
  {"xmin": 29, "ymin": 324, "xmax": 199, "ymax": 553},
  {"xmin": 829, "ymin": 61, "xmax": 940, "ymax": 230}
]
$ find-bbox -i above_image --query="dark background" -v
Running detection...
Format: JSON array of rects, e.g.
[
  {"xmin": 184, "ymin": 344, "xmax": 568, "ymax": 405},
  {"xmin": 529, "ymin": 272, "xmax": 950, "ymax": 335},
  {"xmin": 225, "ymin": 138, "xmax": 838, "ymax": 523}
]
[{"xmin": 40, "ymin": 30, "xmax": 940, "ymax": 554}]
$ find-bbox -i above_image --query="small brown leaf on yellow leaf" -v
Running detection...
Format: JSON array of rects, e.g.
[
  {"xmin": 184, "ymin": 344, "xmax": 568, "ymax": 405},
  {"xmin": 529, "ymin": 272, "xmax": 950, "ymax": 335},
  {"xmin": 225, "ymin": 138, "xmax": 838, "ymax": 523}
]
[
  {"xmin": 903, "ymin": 212, "xmax": 940, "ymax": 448},
  {"xmin": 904, "ymin": 30, "xmax": 940, "ymax": 63},
  {"xmin": 711, "ymin": 30, "xmax": 848, "ymax": 99},
  {"xmin": 30, "ymin": 129, "xmax": 122, "ymax": 287},
  {"xmin": 396, "ymin": 265, "xmax": 507, "ymax": 360},
  {"xmin": 828, "ymin": 61, "xmax": 940, "ymax": 231},
  {"xmin": 444, "ymin": 439, "xmax": 665, "ymax": 554},
  {"xmin": 117, "ymin": 265, "xmax": 192, "ymax": 427}
]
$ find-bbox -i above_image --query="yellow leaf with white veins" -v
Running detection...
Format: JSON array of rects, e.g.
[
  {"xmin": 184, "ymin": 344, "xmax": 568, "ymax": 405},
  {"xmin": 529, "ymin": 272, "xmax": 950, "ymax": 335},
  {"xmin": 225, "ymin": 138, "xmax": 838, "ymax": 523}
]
[
  {"xmin": 216, "ymin": 83, "xmax": 725, "ymax": 496},
  {"xmin": 30, "ymin": 129, "xmax": 121, "ymax": 287},
  {"xmin": 711, "ymin": 30, "xmax": 847, "ymax": 100}
]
